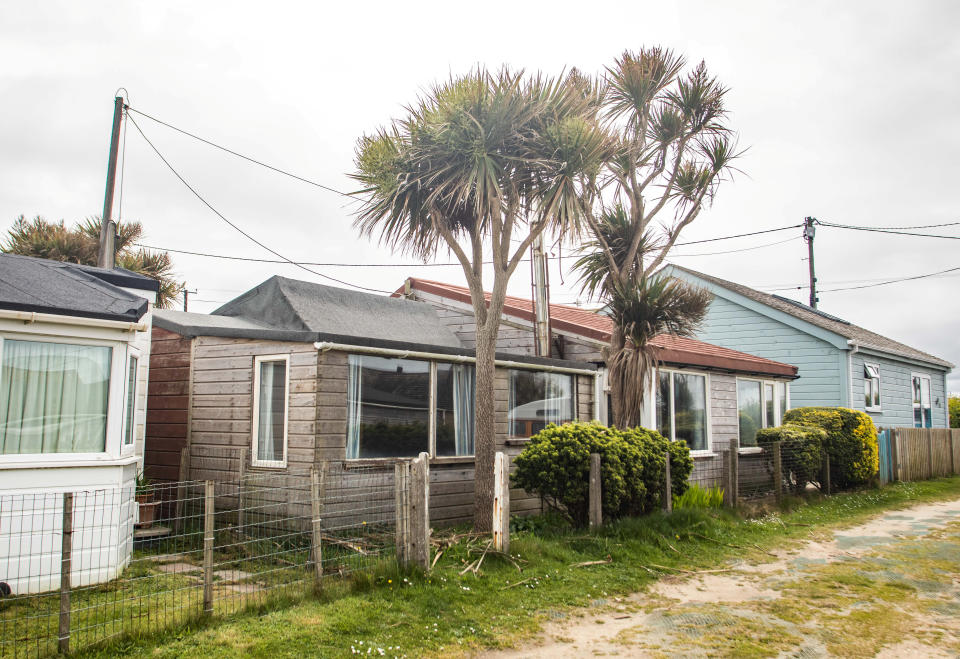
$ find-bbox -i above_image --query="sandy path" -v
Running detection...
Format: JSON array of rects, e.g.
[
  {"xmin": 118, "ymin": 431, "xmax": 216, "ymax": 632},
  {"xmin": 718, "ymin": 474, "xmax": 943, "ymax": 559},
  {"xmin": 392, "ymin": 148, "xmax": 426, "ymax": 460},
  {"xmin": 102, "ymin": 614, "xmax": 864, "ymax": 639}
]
[{"xmin": 482, "ymin": 498, "xmax": 960, "ymax": 658}]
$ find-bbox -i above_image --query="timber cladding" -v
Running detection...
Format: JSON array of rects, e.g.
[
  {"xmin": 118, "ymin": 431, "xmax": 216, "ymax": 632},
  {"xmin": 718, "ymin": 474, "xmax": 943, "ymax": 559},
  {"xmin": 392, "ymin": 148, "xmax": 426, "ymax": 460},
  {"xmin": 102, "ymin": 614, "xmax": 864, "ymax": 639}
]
[{"xmin": 144, "ymin": 327, "xmax": 192, "ymax": 481}]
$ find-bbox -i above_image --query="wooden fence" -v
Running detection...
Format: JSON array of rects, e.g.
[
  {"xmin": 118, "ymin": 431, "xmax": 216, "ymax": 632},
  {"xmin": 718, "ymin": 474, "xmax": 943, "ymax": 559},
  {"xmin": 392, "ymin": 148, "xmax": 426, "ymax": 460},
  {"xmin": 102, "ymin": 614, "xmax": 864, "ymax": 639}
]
[{"xmin": 888, "ymin": 428, "xmax": 960, "ymax": 482}]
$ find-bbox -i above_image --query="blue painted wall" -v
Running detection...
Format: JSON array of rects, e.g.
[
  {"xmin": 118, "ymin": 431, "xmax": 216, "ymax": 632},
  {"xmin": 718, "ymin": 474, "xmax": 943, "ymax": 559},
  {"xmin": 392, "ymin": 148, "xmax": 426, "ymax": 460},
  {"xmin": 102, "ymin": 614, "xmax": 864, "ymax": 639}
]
[{"xmin": 850, "ymin": 350, "xmax": 950, "ymax": 428}]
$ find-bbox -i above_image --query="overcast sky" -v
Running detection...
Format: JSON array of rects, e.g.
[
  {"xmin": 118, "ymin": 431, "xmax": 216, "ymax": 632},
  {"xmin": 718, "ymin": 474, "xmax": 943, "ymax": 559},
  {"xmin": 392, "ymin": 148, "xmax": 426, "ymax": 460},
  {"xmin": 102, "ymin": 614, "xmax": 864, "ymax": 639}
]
[{"xmin": 1, "ymin": 1, "xmax": 957, "ymax": 390}]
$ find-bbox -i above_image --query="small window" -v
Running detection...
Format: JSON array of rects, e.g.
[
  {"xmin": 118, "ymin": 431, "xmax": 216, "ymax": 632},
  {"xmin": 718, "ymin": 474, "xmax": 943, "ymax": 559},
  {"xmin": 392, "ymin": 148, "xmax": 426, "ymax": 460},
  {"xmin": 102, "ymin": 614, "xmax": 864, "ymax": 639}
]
[
  {"xmin": 435, "ymin": 363, "xmax": 475, "ymax": 457},
  {"xmin": 123, "ymin": 356, "xmax": 138, "ymax": 446},
  {"xmin": 657, "ymin": 370, "xmax": 708, "ymax": 452},
  {"xmin": 737, "ymin": 378, "xmax": 790, "ymax": 447},
  {"xmin": 0, "ymin": 339, "xmax": 112, "ymax": 454},
  {"xmin": 863, "ymin": 363, "xmax": 881, "ymax": 411},
  {"xmin": 508, "ymin": 370, "xmax": 574, "ymax": 439},
  {"xmin": 252, "ymin": 355, "xmax": 289, "ymax": 467},
  {"xmin": 912, "ymin": 374, "xmax": 932, "ymax": 428}
]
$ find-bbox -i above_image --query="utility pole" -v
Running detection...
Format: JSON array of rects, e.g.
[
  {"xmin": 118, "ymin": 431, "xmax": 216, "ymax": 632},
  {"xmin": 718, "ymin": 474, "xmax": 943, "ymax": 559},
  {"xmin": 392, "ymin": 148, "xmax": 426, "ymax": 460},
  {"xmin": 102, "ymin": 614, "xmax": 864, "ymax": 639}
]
[
  {"xmin": 183, "ymin": 289, "xmax": 197, "ymax": 312},
  {"xmin": 97, "ymin": 96, "xmax": 125, "ymax": 269},
  {"xmin": 804, "ymin": 216, "xmax": 818, "ymax": 309},
  {"xmin": 529, "ymin": 235, "xmax": 551, "ymax": 357}
]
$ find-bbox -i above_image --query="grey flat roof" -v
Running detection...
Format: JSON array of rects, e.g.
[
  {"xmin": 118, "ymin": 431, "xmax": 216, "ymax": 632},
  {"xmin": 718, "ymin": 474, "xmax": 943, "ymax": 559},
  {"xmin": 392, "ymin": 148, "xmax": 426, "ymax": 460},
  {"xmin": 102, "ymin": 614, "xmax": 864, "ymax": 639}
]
[{"xmin": 0, "ymin": 253, "xmax": 149, "ymax": 322}]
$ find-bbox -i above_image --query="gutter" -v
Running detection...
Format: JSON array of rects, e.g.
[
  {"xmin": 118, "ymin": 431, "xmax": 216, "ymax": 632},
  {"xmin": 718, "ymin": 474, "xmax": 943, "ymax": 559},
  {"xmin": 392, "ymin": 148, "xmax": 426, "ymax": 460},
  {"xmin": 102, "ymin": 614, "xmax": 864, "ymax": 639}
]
[
  {"xmin": 0, "ymin": 309, "xmax": 146, "ymax": 333},
  {"xmin": 313, "ymin": 341, "xmax": 598, "ymax": 376}
]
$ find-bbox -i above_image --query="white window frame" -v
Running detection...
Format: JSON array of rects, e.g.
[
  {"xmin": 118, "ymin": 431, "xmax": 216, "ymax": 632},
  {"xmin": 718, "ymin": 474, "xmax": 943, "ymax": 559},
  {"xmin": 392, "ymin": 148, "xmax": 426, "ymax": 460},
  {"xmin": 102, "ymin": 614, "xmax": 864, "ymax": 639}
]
[
  {"xmin": 656, "ymin": 367, "xmax": 712, "ymax": 455},
  {"xmin": 911, "ymin": 372, "xmax": 933, "ymax": 429},
  {"xmin": 863, "ymin": 362, "xmax": 882, "ymax": 412},
  {"xmin": 120, "ymin": 348, "xmax": 141, "ymax": 454},
  {"xmin": 736, "ymin": 377, "xmax": 791, "ymax": 451},
  {"xmin": 251, "ymin": 354, "xmax": 290, "ymax": 468},
  {"xmin": 0, "ymin": 331, "xmax": 127, "ymax": 463}
]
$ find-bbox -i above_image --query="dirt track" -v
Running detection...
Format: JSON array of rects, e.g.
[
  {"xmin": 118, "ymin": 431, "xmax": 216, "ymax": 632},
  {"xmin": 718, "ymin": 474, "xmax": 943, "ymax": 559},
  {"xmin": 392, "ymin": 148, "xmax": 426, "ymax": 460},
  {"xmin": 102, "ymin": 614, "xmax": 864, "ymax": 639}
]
[{"xmin": 483, "ymin": 498, "xmax": 960, "ymax": 658}]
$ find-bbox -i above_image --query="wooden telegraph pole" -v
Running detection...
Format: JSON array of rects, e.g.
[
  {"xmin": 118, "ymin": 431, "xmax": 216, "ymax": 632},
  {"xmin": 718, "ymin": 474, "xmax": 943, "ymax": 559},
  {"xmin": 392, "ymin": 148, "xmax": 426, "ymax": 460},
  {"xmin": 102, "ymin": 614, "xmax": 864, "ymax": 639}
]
[{"xmin": 97, "ymin": 96, "xmax": 125, "ymax": 269}]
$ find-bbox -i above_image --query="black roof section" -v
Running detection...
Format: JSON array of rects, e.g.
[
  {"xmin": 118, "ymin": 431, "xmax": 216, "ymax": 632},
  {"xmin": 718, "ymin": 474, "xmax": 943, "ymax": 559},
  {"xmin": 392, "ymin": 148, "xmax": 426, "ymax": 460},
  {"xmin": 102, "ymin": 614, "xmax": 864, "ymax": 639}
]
[
  {"xmin": 70, "ymin": 262, "xmax": 161, "ymax": 293},
  {"xmin": 0, "ymin": 253, "xmax": 150, "ymax": 322},
  {"xmin": 213, "ymin": 276, "xmax": 464, "ymax": 349}
]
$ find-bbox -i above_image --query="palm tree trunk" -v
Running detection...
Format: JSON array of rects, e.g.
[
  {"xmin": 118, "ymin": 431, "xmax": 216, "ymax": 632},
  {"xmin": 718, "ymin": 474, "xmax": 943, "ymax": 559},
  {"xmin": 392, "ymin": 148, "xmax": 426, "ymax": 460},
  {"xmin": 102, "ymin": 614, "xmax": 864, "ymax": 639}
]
[{"xmin": 472, "ymin": 325, "xmax": 498, "ymax": 532}]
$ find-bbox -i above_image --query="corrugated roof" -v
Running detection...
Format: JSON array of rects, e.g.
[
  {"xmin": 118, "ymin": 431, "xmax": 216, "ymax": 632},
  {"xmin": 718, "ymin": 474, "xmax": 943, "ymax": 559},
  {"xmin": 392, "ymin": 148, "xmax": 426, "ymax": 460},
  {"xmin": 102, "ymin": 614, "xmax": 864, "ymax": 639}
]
[
  {"xmin": 0, "ymin": 253, "xmax": 149, "ymax": 322},
  {"xmin": 399, "ymin": 278, "xmax": 798, "ymax": 378},
  {"xmin": 669, "ymin": 265, "xmax": 954, "ymax": 369}
]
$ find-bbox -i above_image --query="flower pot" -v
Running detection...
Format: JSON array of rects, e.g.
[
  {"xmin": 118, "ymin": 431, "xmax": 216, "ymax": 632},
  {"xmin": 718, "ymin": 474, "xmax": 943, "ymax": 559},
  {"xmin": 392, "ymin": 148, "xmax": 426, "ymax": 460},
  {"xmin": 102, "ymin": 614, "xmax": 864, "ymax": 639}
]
[{"xmin": 136, "ymin": 496, "xmax": 160, "ymax": 529}]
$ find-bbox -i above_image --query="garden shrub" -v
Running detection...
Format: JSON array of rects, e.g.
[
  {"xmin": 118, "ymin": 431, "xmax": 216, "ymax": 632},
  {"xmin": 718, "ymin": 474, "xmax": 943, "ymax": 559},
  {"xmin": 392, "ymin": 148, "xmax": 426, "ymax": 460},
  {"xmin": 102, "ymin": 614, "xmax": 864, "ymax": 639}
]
[
  {"xmin": 782, "ymin": 407, "xmax": 878, "ymax": 489},
  {"xmin": 511, "ymin": 421, "xmax": 692, "ymax": 526},
  {"xmin": 755, "ymin": 423, "xmax": 825, "ymax": 493},
  {"xmin": 950, "ymin": 396, "xmax": 959, "ymax": 429}
]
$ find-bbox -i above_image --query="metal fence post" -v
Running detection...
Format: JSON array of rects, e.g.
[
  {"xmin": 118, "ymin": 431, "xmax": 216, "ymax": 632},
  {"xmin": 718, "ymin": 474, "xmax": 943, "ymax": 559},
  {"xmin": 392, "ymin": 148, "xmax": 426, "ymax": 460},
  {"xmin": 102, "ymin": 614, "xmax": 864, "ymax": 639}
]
[
  {"xmin": 588, "ymin": 453, "xmax": 602, "ymax": 526},
  {"xmin": 730, "ymin": 440, "xmax": 739, "ymax": 506},
  {"xmin": 410, "ymin": 452, "xmax": 430, "ymax": 570},
  {"xmin": 310, "ymin": 466, "xmax": 324, "ymax": 589},
  {"xmin": 58, "ymin": 492, "xmax": 74, "ymax": 655},
  {"xmin": 394, "ymin": 462, "xmax": 410, "ymax": 567},
  {"xmin": 237, "ymin": 447, "xmax": 248, "ymax": 532},
  {"xmin": 721, "ymin": 449, "xmax": 731, "ymax": 507},
  {"xmin": 663, "ymin": 451, "xmax": 672, "ymax": 513},
  {"xmin": 493, "ymin": 451, "xmax": 512, "ymax": 552},
  {"xmin": 203, "ymin": 480, "xmax": 215, "ymax": 615},
  {"xmin": 772, "ymin": 441, "xmax": 783, "ymax": 503}
]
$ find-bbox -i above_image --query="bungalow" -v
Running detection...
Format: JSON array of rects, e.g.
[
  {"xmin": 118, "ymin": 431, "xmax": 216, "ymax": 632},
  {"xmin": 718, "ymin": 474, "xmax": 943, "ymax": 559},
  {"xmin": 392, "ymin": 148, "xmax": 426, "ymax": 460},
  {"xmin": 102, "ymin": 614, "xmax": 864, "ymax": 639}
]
[
  {"xmin": 0, "ymin": 253, "xmax": 158, "ymax": 593},
  {"xmin": 144, "ymin": 275, "xmax": 597, "ymax": 526},
  {"xmin": 397, "ymin": 278, "xmax": 799, "ymax": 484},
  {"xmin": 663, "ymin": 265, "xmax": 954, "ymax": 429}
]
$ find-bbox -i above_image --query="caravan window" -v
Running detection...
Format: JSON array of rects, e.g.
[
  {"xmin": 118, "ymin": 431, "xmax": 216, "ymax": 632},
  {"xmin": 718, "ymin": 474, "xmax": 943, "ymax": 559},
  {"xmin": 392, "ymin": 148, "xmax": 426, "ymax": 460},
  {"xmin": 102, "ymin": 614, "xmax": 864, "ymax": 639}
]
[{"xmin": 252, "ymin": 355, "xmax": 289, "ymax": 467}]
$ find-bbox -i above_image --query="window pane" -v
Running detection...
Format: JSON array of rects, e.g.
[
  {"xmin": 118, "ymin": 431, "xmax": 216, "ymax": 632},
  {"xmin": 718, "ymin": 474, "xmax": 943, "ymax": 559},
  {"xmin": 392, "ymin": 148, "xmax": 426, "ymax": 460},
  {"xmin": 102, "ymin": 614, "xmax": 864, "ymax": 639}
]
[
  {"xmin": 737, "ymin": 380, "xmax": 762, "ymax": 447},
  {"xmin": 673, "ymin": 373, "xmax": 706, "ymax": 451},
  {"xmin": 872, "ymin": 378, "xmax": 881, "ymax": 408},
  {"xmin": 347, "ymin": 356, "xmax": 429, "ymax": 458},
  {"xmin": 0, "ymin": 340, "xmax": 111, "ymax": 454},
  {"xmin": 656, "ymin": 370, "xmax": 670, "ymax": 438},
  {"xmin": 436, "ymin": 363, "xmax": 474, "ymax": 456},
  {"xmin": 778, "ymin": 382, "xmax": 787, "ymax": 420},
  {"xmin": 508, "ymin": 370, "xmax": 574, "ymax": 439},
  {"xmin": 124, "ymin": 356, "xmax": 138, "ymax": 446},
  {"xmin": 764, "ymin": 383, "xmax": 775, "ymax": 428},
  {"xmin": 256, "ymin": 360, "xmax": 287, "ymax": 462},
  {"xmin": 864, "ymin": 379, "xmax": 872, "ymax": 408}
]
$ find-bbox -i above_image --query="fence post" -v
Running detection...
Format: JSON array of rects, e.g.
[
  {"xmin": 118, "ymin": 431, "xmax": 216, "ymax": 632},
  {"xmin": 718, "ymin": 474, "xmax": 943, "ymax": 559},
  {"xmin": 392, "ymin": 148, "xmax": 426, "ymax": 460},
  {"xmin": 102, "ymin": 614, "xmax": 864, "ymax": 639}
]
[
  {"xmin": 174, "ymin": 447, "xmax": 190, "ymax": 534},
  {"xmin": 663, "ymin": 451, "xmax": 673, "ymax": 513},
  {"xmin": 237, "ymin": 447, "xmax": 248, "ymax": 532},
  {"xmin": 203, "ymin": 480, "xmax": 215, "ymax": 615},
  {"xmin": 310, "ymin": 466, "xmax": 324, "ymax": 589},
  {"xmin": 493, "ymin": 451, "xmax": 512, "ymax": 552},
  {"xmin": 772, "ymin": 441, "xmax": 783, "ymax": 503},
  {"xmin": 890, "ymin": 429, "xmax": 900, "ymax": 482},
  {"xmin": 822, "ymin": 453, "xmax": 832, "ymax": 495},
  {"xmin": 58, "ymin": 492, "xmax": 74, "ymax": 655},
  {"xmin": 588, "ymin": 453, "xmax": 602, "ymax": 527},
  {"xmin": 394, "ymin": 462, "xmax": 410, "ymax": 566},
  {"xmin": 410, "ymin": 452, "xmax": 430, "ymax": 570},
  {"xmin": 729, "ymin": 440, "xmax": 739, "ymax": 506},
  {"xmin": 721, "ymin": 449, "xmax": 731, "ymax": 507}
]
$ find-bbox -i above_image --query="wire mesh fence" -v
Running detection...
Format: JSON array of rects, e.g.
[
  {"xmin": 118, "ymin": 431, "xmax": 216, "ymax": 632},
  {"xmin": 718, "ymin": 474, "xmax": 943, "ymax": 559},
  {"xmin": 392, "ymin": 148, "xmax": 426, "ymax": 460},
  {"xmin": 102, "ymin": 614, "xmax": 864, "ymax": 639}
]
[{"xmin": 0, "ymin": 460, "xmax": 405, "ymax": 658}]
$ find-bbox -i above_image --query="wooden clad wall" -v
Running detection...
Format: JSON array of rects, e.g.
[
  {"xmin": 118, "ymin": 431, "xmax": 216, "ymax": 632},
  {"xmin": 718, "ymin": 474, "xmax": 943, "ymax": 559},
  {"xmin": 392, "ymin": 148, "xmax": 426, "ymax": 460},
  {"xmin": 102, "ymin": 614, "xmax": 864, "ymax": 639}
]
[{"xmin": 144, "ymin": 327, "xmax": 193, "ymax": 481}]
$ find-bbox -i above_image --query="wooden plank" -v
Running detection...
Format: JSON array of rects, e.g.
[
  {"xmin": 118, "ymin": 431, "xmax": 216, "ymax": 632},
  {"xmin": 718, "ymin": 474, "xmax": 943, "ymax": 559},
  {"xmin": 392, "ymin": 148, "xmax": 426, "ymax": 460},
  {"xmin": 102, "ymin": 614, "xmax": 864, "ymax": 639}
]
[
  {"xmin": 493, "ymin": 452, "xmax": 510, "ymax": 552},
  {"xmin": 589, "ymin": 453, "xmax": 601, "ymax": 527},
  {"xmin": 203, "ymin": 480, "xmax": 215, "ymax": 614}
]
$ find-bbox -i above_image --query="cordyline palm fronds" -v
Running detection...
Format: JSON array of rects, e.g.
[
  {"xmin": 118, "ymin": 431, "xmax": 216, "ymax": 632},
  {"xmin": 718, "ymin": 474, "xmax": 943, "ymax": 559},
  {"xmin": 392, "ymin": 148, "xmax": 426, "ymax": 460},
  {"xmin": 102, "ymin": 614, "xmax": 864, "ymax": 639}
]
[
  {"xmin": 3, "ymin": 215, "xmax": 182, "ymax": 308},
  {"xmin": 351, "ymin": 67, "xmax": 613, "ymax": 531},
  {"xmin": 572, "ymin": 47, "xmax": 741, "ymax": 429}
]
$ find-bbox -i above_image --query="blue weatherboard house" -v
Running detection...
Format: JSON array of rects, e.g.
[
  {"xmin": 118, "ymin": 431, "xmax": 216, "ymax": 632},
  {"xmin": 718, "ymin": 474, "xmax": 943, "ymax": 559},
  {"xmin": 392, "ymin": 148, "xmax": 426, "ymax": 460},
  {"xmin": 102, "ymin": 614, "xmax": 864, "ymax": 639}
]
[{"xmin": 664, "ymin": 265, "xmax": 954, "ymax": 429}]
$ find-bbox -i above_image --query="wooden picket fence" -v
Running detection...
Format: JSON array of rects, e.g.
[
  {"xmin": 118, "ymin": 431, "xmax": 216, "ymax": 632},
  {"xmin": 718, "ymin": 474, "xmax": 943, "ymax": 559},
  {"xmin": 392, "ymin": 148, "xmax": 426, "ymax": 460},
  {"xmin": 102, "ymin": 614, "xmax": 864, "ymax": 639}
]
[{"xmin": 887, "ymin": 428, "xmax": 960, "ymax": 482}]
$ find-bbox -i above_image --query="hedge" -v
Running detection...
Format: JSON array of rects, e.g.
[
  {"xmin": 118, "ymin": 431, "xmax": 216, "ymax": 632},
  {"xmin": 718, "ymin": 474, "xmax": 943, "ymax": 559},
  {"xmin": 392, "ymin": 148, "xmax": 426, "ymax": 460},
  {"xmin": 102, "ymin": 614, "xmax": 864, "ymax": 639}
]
[
  {"xmin": 511, "ymin": 421, "xmax": 692, "ymax": 526},
  {"xmin": 782, "ymin": 407, "xmax": 878, "ymax": 489},
  {"xmin": 755, "ymin": 423, "xmax": 825, "ymax": 493}
]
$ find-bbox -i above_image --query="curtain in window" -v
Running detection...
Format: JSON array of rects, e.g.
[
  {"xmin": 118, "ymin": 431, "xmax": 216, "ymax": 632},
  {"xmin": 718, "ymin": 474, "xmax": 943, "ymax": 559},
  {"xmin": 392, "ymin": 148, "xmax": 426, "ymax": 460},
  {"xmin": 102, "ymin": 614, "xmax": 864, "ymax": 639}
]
[
  {"xmin": 452, "ymin": 364, "xmax": 474, "ymax": 456},
  {"xmin": 0, "ymin": 340, "xmax": 111, "ymax": 454},
  {"xmin": 256, "ymin": 360, "xmax": 286, "ymax": 462},
  {"xmin": 124, "ymin": 356, "xmax": 138, "ymax": 446},
  {"xmin": 346, "ymin": 355, "xmax": 363, "ymax": 459}
]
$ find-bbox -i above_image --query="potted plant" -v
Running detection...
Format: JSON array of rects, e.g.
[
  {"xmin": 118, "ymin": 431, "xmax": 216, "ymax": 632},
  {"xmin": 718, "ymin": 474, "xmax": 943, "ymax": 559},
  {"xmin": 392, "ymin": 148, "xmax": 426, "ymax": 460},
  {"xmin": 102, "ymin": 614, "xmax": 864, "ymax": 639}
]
[{"xmin": 135, "ymin": 471, "xmax": 160, "ymax": 529}]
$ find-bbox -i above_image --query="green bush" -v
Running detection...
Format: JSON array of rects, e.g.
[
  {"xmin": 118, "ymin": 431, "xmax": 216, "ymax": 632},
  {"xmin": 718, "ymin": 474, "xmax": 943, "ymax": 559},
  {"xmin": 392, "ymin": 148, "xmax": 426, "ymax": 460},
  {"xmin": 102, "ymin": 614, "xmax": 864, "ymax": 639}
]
[
  {"xmin": 782, "ymin": 407, "xmax": 878, "ymax": 489},
  {"xmin": 673, "ymin": 484, "xmax": 724, "ymax": 509},
  {"xmin": 755, "ymin": 423, "xmax": 826, "ymax": 493},
  {"xmin": 950, "ymin": 396, "xmax": 959, "ymax": 429},
  {"xmin": 511, "ymin": 421, "xmax": 692, "ymax": 526}
]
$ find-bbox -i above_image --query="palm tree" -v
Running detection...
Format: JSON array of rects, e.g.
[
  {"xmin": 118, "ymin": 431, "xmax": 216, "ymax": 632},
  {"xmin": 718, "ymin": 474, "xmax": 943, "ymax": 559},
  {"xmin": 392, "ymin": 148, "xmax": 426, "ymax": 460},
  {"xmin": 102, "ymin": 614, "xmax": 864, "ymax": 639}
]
[
  {"xmin": 3, "ymin": 215, "xmax": 182, "ymax": 308},
  {"xmin": 351, "ymin": 68, "xmax": 612, "ymax": 530},
  {"xmin": 573, "ymin": 48, "xmax": 740, "ymax": 428}
]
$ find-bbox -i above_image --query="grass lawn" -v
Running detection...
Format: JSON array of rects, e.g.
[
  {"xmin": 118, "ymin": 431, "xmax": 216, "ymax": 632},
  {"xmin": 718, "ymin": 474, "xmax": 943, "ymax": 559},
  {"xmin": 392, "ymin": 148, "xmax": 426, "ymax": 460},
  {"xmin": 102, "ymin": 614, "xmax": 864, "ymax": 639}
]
[{"xmin": 82, "ymin": 477, "xmax": 960, "ymax": 658}]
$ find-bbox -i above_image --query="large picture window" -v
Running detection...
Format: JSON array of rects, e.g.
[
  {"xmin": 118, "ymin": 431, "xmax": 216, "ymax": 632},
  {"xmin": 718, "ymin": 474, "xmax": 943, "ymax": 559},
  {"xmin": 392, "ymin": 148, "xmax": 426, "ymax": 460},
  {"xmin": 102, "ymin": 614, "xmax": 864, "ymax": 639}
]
[
  {"xmin": 737, "ymin": 378, "xmax": 790, "ymax": 447},
  {"xmin": 0, "ymin": 339, "xmax": 112, "ymax": 454},
  {"xmin": 252, "ymin": 355, "xmax": 289, "ymax": 467},
  {"xmin": 508, "ymin": 370, "xmax": 574, "ymax": 439},
  {"xmin": 657, "ymin": 370, "xmax": 708, "ymax": 452},
  {"xmin": 347, "ymin": 355, "xmax": 431, "ymax": 459}
]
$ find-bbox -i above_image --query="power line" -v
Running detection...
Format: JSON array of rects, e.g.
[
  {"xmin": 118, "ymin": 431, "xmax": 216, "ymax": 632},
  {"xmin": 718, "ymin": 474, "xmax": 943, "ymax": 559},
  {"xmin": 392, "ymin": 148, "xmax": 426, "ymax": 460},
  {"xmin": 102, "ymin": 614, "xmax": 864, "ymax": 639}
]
[
  {"xmin": 126, "ymin": 114, "xmax": 391, "ymax": 295},
  {"xmin": 670, "ymin": 236, "xmax": 798, "ymax": 258},
  {"xmin": 126, "ymin": 105, "xmax": 353, "ymax": 199},
  {"xmin": 819, "ymin": 219, "xmax": 960, "ymax": 230},
  {"xmin": 818, "ymin": 220, "xmax": 960, "ymax": 240},
  {"xmin": 673, "ymin": 224, "xmax": 802, "ymax": 247},
  {"xmin": 761, "ymin": 265, "xmax": 960, "ymax": 294}
]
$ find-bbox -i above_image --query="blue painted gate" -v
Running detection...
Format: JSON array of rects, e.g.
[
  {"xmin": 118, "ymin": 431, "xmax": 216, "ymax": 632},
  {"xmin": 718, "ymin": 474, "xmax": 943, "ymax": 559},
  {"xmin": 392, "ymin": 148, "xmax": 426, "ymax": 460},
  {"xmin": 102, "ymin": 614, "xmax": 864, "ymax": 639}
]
[{"xmin": 877, "ymin": 428, "xmax": 893, "ymax": 484}]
